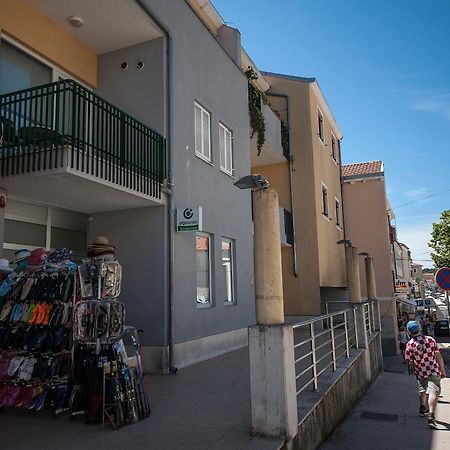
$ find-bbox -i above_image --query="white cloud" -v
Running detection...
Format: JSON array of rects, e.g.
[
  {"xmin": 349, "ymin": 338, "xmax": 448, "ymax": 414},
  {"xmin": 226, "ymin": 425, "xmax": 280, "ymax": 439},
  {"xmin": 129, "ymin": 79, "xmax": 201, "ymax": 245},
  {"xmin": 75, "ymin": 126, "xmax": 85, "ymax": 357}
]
[
  {"xmin": 396, "ymin": 222, "xmax": 434, "ymax": 265},
  {"xmin": 410, "ymin": 92, "xmax": 450, "ymax": 123}
]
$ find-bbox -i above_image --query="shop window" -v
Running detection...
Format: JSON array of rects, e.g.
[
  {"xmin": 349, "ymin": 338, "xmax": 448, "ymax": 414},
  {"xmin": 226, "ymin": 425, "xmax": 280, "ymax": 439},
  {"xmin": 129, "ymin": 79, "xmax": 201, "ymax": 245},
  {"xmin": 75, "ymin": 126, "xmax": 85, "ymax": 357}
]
[
  {"xmin": 196, "ymin": 232, "xmax": 212, "ymax": 306},
  {"xmin": 51, "ymin": 227, "xmax": 87, "ymax": 259},
  {"xmin": 222, "ymin": 238, "xmax": 234, "ymax": 304},
  {"xmin": 194, "ymin": 101, "xmax": 211, "ymax": 162},
  {"xmin": 4, "ymin": 219, "xmax": 46, "ymax": 247},
  {"xmin": 219, "ymin": 122, "xmax": 233, "ymax": 176}
]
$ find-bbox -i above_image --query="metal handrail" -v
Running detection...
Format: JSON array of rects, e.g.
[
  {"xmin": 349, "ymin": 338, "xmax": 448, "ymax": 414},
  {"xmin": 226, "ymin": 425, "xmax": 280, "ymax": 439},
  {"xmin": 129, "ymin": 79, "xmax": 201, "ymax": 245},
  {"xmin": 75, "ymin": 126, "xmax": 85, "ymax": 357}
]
[
  {"xmin": 293, "ymin": 309, "xmax": 357, "ymax": 397},
  {"xmin": 0, "ymin": 79, "xmax": 166, "ymax": 198}
]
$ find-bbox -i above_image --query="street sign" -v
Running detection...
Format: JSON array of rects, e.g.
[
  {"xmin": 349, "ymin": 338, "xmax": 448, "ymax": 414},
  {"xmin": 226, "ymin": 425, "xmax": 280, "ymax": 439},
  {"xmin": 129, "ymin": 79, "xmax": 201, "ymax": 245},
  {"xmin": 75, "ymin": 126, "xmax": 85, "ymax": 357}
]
[
  {"xmin": 425, "ymin": 299, "xmax": 431, "ymax": 306},
  {"xmin": 416, "ymin": 300, "xmax": 424, "ymax": 307},
  {"xmin": 436, "ymin": 267, "xmax": 450, "ymax": 290}
]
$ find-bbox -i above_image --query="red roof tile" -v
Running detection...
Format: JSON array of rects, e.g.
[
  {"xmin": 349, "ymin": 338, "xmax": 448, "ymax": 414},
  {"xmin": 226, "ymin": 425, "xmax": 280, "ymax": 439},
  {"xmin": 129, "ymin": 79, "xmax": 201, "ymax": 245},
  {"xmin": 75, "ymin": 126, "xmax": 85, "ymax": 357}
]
[{"xmin": 342, "ymin": 161, "xmax": 384, "ymax": 178}]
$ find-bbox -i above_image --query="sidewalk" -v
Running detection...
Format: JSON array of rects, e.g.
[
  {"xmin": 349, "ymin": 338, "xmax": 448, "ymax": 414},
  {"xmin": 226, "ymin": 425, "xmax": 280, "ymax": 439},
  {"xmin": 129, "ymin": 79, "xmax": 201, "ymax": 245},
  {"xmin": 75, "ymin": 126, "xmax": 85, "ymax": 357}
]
[
  {"xmin": 0, "ymin": 347, "xmax": 282, "ymax": 450},
  {"xmin": 320, "ymin": 351, "xmax": 450, "ymax": 450}
]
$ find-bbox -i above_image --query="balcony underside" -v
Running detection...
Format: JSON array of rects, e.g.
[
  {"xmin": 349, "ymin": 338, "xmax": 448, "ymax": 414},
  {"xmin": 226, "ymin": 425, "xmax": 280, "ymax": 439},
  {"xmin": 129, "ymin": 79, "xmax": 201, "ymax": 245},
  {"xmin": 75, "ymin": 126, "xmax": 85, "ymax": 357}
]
[
  {"xmin": 1, "ymin": 146, "xmax": 165, "ymax": 214},
  {"xmin": 250, "ymin": 137, "xmax": 287, "ymax": 167}
]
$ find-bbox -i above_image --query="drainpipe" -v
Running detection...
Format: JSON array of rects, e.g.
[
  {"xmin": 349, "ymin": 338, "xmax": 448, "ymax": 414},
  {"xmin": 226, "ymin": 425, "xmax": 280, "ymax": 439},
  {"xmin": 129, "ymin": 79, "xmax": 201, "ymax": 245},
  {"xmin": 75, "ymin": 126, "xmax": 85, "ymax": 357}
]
[
  {"xmin": 134, "ymin": 0, "xmax": 177, "ymax": 373},
  {"xmin": 266, "ymin": 92, "xmax": 298, "ymax": 277},
  {"xmin": 338, "ymin": 139, "xmax": 347, "ymax": 241}
]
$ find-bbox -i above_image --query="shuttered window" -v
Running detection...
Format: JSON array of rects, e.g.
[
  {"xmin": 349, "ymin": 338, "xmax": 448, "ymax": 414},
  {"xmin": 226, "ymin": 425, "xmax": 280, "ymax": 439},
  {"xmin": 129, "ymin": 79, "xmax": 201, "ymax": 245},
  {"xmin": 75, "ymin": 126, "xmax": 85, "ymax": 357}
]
[
  {"xmin": 194, "ymin": 101, "xmax": 211, "ymax": 162},
  {"xmin": 219, "ymin": 122, "xmax": 233, "ymax": 176}
]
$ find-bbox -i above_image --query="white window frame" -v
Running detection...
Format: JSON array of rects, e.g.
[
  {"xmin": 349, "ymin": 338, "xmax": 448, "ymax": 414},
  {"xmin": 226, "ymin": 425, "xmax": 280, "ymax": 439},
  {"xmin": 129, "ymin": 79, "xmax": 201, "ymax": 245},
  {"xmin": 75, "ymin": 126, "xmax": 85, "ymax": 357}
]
[
  {"xmin": 331, "ymin": 132, "xmax": 337, "ymax": 163},
  {"xmin": 334, "ymin": 197, "xmax": 341, "ymax": 229},
  {"xmin": 317, "ymin": 107, "xmax": 325, "ymax": 145},
  {"xmin": 321, "ymin": 181, "xmax": 329, "ymax": 219},
  {"xmin": 196, "ymin": 232, "xmax": 213, "ymax": 308},
  {"xmin": 221, "ymin": 237, "xmax": 235, "ymax": 305},
  {"xmin": 219, "ymin": 122, "xmax": 233, "ymax": 177},
  {"xmin": 194, "ymin": 101, "xmax": 212, "ymax": 163}
]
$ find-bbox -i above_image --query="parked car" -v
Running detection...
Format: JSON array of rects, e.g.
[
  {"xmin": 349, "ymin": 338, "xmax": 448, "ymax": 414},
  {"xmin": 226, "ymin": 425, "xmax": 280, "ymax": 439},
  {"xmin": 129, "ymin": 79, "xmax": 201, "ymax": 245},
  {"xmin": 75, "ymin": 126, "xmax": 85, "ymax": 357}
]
[{"xmin": 434, "ymin": 320, "xmax": 450, "ymax": 337}]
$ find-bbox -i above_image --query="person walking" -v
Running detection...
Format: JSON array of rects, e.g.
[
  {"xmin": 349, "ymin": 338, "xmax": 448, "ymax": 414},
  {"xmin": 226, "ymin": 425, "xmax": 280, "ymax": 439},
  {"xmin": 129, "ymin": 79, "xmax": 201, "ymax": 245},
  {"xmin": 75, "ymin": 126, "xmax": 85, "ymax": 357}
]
[
  {"xmin": 398, "ymin": 326, "xmax": 408, "ymax": 363},
  {"xmin": 404, "ymin": 320, "xmax": 446, "ymax": 429}
]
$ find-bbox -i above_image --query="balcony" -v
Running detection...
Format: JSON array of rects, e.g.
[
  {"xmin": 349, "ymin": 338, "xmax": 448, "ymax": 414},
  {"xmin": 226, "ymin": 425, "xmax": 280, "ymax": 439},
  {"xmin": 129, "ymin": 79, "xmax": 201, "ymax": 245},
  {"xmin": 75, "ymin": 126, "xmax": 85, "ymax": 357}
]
[
  {"xmin": 0, "ymin": 80, "xmax": 165, "ymax": 213},
  {"xmin": 249, "ymin": 84, "xmax": 288, "ymax": 167}
]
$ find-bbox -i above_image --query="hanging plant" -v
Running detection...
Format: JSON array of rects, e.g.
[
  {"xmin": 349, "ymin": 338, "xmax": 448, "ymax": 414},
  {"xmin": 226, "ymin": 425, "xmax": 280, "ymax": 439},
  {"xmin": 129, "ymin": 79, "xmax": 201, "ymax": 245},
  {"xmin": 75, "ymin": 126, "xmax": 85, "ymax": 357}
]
[{"xmin": 245, "ymin": 66, "xmax": 266, "ymax": 155}]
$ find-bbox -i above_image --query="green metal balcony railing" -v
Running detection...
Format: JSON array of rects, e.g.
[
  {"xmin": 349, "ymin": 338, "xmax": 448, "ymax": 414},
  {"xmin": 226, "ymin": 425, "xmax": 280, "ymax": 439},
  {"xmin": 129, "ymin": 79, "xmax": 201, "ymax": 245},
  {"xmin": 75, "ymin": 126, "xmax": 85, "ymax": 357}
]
[{"xmin": 0, "ymin": 80, "xmax": 166, "ymax": 198}]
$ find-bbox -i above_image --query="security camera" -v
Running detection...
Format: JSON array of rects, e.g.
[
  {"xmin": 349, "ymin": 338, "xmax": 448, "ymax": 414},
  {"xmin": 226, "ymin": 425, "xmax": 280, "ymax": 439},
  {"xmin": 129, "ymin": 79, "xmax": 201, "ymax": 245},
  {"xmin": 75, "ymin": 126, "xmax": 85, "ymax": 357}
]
[
  {"xmin": 136, "ymin": 61, "xmax": 144, "ymax": 70},
  {"xmin": 121, "ymin": 62, "xmax": 128, "ymax": 70}
]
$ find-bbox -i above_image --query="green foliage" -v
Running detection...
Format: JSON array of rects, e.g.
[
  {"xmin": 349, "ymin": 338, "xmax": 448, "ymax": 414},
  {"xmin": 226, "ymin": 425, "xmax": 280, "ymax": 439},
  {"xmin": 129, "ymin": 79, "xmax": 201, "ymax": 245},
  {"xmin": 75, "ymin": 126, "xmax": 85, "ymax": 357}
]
[
  {"xmin": 429, "ymin": 210, "xmax": 450, "ymax": 268},
  {"xmin": 245, "ymin": 66, "xmax": 266, "ymax": 155}
]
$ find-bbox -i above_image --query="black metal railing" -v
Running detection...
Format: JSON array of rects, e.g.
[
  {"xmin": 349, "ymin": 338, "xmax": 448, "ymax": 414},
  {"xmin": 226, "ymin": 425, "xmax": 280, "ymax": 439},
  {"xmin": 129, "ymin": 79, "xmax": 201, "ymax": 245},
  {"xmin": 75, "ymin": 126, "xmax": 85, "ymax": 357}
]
[{"xmin": 0, "ymin": 80, "xmax": 166, "ymax": 198}]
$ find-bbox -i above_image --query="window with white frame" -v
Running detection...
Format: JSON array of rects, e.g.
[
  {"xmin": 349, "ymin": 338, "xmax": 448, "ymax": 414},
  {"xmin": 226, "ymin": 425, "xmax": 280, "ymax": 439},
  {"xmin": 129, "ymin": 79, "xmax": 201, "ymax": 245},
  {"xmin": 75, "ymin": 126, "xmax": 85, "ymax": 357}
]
[
  {"xmin": 331, "ymin": 133, "xmax": 337, "ymax": 162},
  {"xmin": 194, "ymin": 101, "xmax": 211, "ymax": 162},
  {"xmin": 321, "ymin": 183, "xmax": 329, "ymax": 217},
  {"xmin": 337, "ymin": 139, "xmax": 341, "ymax": 164},
  {"xmin": 335, "ymin": 198, "xmax": 341, "ymax": 227},
  {"xmin": 221, "ymin": 238, "xmax": 234, "ymax": 303},
  {"xmin": 196, "ymin": 232, "xmax": 212, "ymax": 306},
  {"xmin": 219, "ymin": 122, "xmax": 233, "ymax": 176},
  {"xmin": 318, "ymin": 108, "xmax": 324, "ymax": 143}
]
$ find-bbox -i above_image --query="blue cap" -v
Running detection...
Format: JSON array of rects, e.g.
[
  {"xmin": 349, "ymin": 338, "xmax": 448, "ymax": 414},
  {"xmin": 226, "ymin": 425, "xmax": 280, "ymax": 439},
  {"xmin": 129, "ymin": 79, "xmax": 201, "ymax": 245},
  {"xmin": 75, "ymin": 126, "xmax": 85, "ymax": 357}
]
[{"xmin": 407, "ymin": 321, "xmax": 420, "ymax": 334}]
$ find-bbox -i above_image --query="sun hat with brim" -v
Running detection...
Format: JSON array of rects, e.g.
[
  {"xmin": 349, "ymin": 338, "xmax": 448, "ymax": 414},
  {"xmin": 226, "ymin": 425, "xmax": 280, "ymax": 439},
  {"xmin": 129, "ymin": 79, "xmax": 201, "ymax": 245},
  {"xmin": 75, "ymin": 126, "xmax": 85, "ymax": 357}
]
[
  {"xmin": 28, "ymin": 248, "xmax": 47, "ymax": 267},
  {"xmin": 94, "ymin": 236, "xmax": 109, "ymax": 246},
  {"xmin": 0, "ymin": 258, "xmax": 13, "ymax": 274},
  {"xmin": 12, "ymin": 249, "xmax": 31, "ymax": 264},
  {"xmin": 407, "ymin": 320, "xmax": 420, "ymax": 334}
]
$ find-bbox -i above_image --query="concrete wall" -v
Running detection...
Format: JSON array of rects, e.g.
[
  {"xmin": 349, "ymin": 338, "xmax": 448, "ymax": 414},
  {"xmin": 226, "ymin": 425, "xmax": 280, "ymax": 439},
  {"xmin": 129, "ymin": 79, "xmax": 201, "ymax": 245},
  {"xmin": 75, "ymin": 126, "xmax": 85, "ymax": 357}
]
[
  {"xmin": 291, "ymin": 334, "xmax": 383, "ymax": 450},
  {"xmin": 142, "ymin": 0, "xmax": 255, "ymax": 344},
  {"xmin": 0, "ymin": 0, "xmax": 96, "ymax": 86},
  {"xmin": 88, "ymin": 206, "xmax": 168, "ymax": 347},
  {"xmin": 96, "ymin": 39, "xmax": 165, "ymax": 136}
]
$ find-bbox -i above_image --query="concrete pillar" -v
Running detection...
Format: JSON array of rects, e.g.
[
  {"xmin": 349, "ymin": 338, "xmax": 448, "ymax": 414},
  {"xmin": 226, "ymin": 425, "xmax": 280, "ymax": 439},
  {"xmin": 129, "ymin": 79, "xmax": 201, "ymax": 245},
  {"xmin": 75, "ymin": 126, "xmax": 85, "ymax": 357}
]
[
  {"xmin": 252, "ymin": 188, "xmax": 284, "ymax": 325},
  {"xmin": 345, "ymin": 245, "xmax": 361, "ymax": 304},
  {"xmin": 249, "ymin": 325, "xmax": 298, "ymax": 441},
  {"xmin": 365, "ymin": 256, "xmax": 377, "ymax": 300}
]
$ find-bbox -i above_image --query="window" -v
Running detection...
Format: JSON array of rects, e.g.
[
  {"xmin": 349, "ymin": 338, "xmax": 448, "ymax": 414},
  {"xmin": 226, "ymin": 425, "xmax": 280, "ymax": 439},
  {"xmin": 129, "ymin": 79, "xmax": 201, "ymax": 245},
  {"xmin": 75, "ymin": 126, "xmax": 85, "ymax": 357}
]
[
  {"xmin": 331, "ymin": 133, "xmax": 337, "ymax": 162},
  {"xmin": 318, "ymin": 108, "xmax": 324, "ymax": 143},
  {"xmin": 222, "ymin": 238, "xmax": 235, "ymax": 304},
  {"xmin": 194, "ymin": 102, "xmax": 211, "ymax": 162},
  {"xmin": 321, "ymin": 183, "xmax": 329, "ymax": 217},
  {"xmin": 196, "ymin": 233, "xmax": 212, "ymax": 306},
  {"xmin": 0, "ymin": 39, "xmax": 52, "ymax": 95},
  {"xmin": 335, "ymin": 198, "xmax": 341, "ymax": 227},
  {"xmin": 337, "ymin": 139, "xmax": 341, "ymax": 164},
  {"xmin": 219, "ymin": 122, "xmax": 233, "ymax": 176}
]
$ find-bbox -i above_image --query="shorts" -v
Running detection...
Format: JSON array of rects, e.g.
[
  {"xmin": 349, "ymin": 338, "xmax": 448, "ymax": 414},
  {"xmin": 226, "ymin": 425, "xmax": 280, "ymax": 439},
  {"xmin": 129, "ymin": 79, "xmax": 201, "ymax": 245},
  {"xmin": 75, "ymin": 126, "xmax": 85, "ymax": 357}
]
[
  {"xmin": 399, "ymin": 343, "xmax": 406, "ymax": 350},
  {"xmin": 417, "ymin": 376, "xmax": 441, "ymax": 396}
]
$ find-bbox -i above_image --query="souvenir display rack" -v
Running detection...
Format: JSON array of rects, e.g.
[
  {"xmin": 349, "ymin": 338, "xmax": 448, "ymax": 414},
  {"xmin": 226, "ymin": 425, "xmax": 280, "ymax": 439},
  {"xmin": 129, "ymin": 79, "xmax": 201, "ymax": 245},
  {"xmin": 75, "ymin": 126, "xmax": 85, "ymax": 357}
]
[{"xmin": 0, "ymin": 243, "xmax": 150, "ymax": 428}]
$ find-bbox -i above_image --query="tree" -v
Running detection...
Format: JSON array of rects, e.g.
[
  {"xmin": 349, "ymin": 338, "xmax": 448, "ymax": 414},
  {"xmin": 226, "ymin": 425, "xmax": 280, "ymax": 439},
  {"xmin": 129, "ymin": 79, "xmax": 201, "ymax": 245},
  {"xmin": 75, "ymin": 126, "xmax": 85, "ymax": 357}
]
[{"xmin": 429, "ymin": 210, "xmax": 450, "ymax": 268}]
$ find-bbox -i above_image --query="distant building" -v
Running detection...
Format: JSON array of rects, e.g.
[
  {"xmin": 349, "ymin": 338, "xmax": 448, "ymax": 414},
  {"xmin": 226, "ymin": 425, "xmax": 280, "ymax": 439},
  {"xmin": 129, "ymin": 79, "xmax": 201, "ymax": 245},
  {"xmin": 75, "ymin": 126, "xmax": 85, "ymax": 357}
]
[{"xmin": 342, "ymin": 160, "xmax": 406, "ymax": 355}]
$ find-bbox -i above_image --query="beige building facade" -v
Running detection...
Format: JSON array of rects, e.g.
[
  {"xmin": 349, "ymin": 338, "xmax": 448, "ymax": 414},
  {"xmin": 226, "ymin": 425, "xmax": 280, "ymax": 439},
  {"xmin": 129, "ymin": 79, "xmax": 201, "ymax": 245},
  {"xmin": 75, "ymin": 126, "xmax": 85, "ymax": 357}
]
[
  {"xmin": 342, "ymin": 161, "xmax": 399, "ymax": 355},
  {"xmin": 252, "ymin": 73, "xmax": 347, "ymax": 316}
]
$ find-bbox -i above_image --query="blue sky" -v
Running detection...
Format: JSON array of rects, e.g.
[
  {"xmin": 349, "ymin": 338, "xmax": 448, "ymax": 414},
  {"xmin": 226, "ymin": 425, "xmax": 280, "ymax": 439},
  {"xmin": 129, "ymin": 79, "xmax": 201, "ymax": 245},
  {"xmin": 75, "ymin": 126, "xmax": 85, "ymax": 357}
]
[{"xmin": 213, "ymin": 0, "xmax": 450, "ymax": 267}]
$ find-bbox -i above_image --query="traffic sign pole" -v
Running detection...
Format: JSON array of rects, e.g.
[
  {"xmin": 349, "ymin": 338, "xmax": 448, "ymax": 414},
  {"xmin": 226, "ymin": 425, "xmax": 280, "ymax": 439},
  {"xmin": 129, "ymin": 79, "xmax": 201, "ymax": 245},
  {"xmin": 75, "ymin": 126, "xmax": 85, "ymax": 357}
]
[{"xmin": 447, "ymin": 291, "xmax": 450, "ymax": 321}]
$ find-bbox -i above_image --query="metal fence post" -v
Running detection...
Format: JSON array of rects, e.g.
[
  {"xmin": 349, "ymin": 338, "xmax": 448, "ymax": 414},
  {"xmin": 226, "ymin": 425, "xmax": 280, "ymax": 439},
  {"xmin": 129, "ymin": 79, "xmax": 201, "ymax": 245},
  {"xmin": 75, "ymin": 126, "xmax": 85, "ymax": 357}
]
[
  {"xmin": 330, "ymin": 315, "xmax": 336, "ymax": 371},
  {"xmin": 344, "ymin": 311, "xmax": 350, "ymax": 357},
  {"xmin": 353, "ymin": 307, "xmax": 359, "ymax": 349},
  {"xmin": 310, "ymin": 322, "xmax": 318, "ymax": 390}
]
